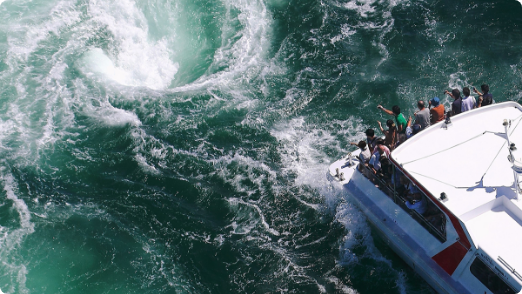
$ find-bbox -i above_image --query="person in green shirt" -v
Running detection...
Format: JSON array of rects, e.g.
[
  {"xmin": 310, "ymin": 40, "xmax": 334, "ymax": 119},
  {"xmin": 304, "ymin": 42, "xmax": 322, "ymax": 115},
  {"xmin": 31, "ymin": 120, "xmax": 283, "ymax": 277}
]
[{"xmin": 377, "ymin": 104, "xmax": 407, "ymax": 133}]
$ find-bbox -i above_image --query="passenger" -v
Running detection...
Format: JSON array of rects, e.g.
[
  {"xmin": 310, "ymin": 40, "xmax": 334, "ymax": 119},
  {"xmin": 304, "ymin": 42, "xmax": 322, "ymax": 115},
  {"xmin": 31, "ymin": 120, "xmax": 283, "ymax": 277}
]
[
  {"xmin": 398, "ymin": 175, "xmax": 419, "ymax": 198},
  {"xmin": 405, "ymin": 193, "xmax": 428, "ymax": 215},
  {"xmin": 377, "ymin": 105, "xmax": 407, "ymax": 133},
  {"xmin": 405, "ymin": 116, "xmax": 421, "ymax": 139},
  {"xmin": 365, "ymin": 129, "xmax": 378, "ymax": 153},
  {"xmin": 349, "ymin": 141, "xmax": 371, "ymax": 164},
  {"xmin": 374, "ymin": 140, "xmax": 391, "ymax": 157},
  {"xmin": 414, "ymin": 100, "xmax": 430, "ymax": 129},
  {"xmin": 428, "ymin": 97, "xmax": 445, "ymax": 124},
  {"xmin": 377, "ymin": 119, "xmax": 398, "ymax": 150},
  {"xmin": 378, "ymin": 157, "xmax": 393, "ymax": 186},
  {"xmin": 423, "ymin": 204, "xmax": 445, "ymax": 228},
  {"xmin": 349, "ymin": 141, "xmax": 371, "ymax": 175},
  {"xmin": 445, "ymin": 89, "xmax": 462, "ymax": 116},
  {"xmin": 368, "ymin": 142, "xmax": 390, "ymax": 174},
  {"xmin": 474, "ymin": 84, "xmax": 493, "ymax": 107},
  {"xmin": 460, "ymin": 87, "xmax": 476, "ymax": 112}
]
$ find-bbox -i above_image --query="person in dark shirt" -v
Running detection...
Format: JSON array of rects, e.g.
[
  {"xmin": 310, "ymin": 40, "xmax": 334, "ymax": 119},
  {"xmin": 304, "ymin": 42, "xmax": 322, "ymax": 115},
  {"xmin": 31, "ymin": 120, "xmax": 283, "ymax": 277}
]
[
  {"xmin": 474, "ymin": 84, "xmax": 493, "ymax": 107},
  {"xmin": 445, "ymin": 89, "xmax": 462, "ymax": 116},
  {"xmin": 365, "ymin": 129, "xmax": 378, "ymax": 153}
]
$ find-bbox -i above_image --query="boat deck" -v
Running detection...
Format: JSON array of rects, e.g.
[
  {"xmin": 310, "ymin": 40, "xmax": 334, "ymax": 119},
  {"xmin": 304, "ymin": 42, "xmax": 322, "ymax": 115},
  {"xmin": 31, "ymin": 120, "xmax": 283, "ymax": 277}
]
[{"xmin": 391, "ymin": 102, "xmax": 522, "ymax": 286}]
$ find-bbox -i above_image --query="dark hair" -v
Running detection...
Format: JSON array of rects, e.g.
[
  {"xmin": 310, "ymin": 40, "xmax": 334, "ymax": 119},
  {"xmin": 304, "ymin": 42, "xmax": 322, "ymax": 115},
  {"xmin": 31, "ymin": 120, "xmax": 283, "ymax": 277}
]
[
  {"xmin": 365, "ymin": 129, "xmax": 375, "ymax": 137},
  {"xmin": 386, "ymin": 119, "xmax": 395, "ymax": 128},
  {"xmin": 481, "ymin": 84, "xmax": 489, "ymax": 94},
  {"xmin": 357, "ymin": 141, "xmax": 367, "ymax": 149},
  {"xmin": 380, "ymin": 157, "xmax": 391, "ymax": 172},
  {"xmin": 417, "ymin": 100, "xmax": 425, "ymax": 109},
  {"xmin": 451, "ymin": 89, "xmax": 461, "ymax": 99},
  {"xmin": 392, "ymin": 105, "xmax": 401, "ymax": 115},
  {"xmin": 463, "ymin": 87, "xmax": 470, "ymax": 97},
  {"xmin": 376, "ymin": 139, "xmax": 385, "ymax": 146}
]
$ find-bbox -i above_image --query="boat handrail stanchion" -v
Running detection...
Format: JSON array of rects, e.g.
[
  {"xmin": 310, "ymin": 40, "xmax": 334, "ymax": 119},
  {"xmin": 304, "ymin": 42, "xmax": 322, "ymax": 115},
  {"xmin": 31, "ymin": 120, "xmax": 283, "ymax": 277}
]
[
  {"xmin": 504, "ymin": 119, "xmax": 521, "ymax": 200},
  {"xmin": 346, "ymin": 152, "xmax": 354, "ymax": 167}
]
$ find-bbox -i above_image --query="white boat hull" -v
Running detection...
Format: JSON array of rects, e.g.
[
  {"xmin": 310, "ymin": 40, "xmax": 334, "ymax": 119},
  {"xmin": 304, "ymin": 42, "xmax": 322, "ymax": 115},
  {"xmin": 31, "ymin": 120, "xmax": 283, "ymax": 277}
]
[{"xmin": 329, "ymin": 157, "xmax": 472, "ymax": 294}]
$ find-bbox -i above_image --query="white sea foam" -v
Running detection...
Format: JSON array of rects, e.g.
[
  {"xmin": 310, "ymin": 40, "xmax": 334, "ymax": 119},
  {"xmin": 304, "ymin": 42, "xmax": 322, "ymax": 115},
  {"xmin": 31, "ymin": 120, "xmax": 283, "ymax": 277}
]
[
  {"xmin": 268, "ymin": 114, "xmax": 409, "ymax": 291},
  {"xmin": 448, "ymin": 71, "xmax": 470, "ymax": 90},
  {"xmin": 6, "ymin": 0, "xmax": 81, "ymax": 63},
  {"xmin": 271, "ymin": 116, "xmax": 364, "ymax": 192},
  {"xmin": 79, "ymin": 0, "xmax": 178, "ymax": 90},
  {"xmin": 227, "ymin": 198, "xmax": 280, "ymax": 236},
  {"xmin": 0, "ymin": 169, "xmax": 35, "ymax": 294},
  {"xmin": 343, "ymin": 0, "xmax": 377, "ymax": 18},
  {"xmin": 331, "ymin": 0, "xmax": 405, "ymax": 68},
  {"xmin": 171, "ymin": 0, "xmax": 275, "ymax": 95}
]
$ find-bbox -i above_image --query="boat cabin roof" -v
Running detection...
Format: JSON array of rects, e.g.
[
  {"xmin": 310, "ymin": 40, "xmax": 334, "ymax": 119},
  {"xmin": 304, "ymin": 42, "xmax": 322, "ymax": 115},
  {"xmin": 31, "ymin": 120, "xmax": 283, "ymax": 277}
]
[{"xmin": 392, "ymin": 101, "xmax": 522, "ymax": 284}]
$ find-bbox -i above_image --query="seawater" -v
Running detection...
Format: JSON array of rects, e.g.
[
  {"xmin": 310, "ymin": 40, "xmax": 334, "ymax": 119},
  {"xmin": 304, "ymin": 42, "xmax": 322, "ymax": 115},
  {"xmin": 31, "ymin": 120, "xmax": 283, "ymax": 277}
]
[{"xmin": 0, "ymin": 0, "xmax": 521, "ymax": 293}]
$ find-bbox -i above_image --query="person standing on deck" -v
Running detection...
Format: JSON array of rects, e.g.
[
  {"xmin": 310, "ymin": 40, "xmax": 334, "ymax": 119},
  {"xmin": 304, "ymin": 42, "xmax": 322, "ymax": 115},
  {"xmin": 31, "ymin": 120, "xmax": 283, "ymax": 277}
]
[
  {"xmin": 473, "ymin": 84, "xmax": 494, "ymax": 108},
  {"xmin": 377, "ymin": 119, "xmax": 398, "ymax": 150},
  {"xmin": 460, "ymin": 87, "xmax": 476, "ymax": 112},
  {"xmin": 365, "ymin": 129, "xmax": 378, "ymax": 154},
  {"xmin": 414, "ymin": 100, "xmax": 430, "ymax": 130},
  {"xmin": 445, "ymin": 89, "xmax": 462, "ymax": 116},
  {"xmin": 429, "ymin": 97, "xmax": 445, "ymax": 124},
  {"xmin": 349, "ymin": 141, "xmax": 371, "ymax": 164},
  {"xmin": 377, "ymin": 105, "xmax": 407, "ymax": 134}
]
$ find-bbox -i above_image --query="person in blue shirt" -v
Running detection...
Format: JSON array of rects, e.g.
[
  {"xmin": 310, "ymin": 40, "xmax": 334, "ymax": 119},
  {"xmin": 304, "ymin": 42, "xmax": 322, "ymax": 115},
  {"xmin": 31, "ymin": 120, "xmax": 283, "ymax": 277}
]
[{"xmin": 405, "ymin": 193, "xmax": 427, "ymax": 215}]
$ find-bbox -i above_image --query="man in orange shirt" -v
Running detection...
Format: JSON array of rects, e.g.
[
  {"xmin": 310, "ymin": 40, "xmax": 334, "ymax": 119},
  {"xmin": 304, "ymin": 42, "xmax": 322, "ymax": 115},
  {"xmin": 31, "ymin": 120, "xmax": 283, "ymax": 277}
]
[{"xmin": 429, "ymin": 97, "xmax": 445, "ymax": 124}]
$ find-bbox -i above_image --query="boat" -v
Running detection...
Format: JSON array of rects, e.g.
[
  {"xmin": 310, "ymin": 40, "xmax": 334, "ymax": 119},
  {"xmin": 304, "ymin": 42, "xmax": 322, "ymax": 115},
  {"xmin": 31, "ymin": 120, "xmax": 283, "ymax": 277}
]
[{"xmin": 328, "ymin": 101, "xmax": 522, "ymax": 294}]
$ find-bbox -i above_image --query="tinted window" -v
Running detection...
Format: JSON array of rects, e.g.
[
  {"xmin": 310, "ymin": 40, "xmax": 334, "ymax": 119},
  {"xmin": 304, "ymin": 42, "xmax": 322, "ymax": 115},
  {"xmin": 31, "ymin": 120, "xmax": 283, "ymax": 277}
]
[{"xmin": 470, "ymin": 258, "xmax": 516, "ymax": 294}]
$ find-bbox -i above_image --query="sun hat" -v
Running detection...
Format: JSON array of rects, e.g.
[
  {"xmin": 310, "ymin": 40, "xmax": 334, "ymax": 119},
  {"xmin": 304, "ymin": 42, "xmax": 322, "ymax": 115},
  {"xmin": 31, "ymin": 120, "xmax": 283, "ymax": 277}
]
[{"xmin": 430, "ymin": 97, "xmax": 440, "ymax": 107}]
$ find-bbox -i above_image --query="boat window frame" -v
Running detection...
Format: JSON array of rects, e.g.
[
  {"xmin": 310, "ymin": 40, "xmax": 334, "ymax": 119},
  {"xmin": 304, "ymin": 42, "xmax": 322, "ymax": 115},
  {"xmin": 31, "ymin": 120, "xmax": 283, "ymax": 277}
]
[
  {"xmin": 470, "ymin": 256, "xmax": 517, "ymax": 294},
  {"xmin": 392, "ymin": 167, "xmax": 447, "ymax": 243},
  {"xmin": 358, "ymin": 160, "xmax": 447, "ymax": 242}
]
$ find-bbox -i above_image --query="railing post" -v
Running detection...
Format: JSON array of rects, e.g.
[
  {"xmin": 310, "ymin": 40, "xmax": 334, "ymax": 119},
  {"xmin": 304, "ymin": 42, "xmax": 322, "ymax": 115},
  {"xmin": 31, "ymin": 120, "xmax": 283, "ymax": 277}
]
[{"xmin": 393, "ymin": 167, "xmax": 397, "ymax": 204}]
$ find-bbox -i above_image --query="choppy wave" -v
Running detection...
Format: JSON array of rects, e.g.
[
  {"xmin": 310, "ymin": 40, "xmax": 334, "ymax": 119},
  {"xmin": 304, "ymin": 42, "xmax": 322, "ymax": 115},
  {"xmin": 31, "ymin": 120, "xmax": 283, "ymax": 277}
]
[{"xmin": 1, "ymin": 0, "xmax": 522, "ymax": 293}]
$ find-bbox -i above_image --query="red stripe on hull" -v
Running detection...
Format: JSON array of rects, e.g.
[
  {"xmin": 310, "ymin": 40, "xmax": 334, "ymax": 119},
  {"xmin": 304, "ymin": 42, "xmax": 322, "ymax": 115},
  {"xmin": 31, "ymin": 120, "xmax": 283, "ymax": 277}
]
[{"xmin": 432, "ymin": 241, "xmax": 469, "ymax": 275}]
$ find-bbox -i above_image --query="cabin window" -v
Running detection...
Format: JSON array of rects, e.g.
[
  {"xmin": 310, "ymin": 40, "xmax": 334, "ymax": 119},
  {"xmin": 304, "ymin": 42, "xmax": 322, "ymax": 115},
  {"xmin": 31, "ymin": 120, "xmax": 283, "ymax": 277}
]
[
  {"xmin": 358, "ymin": 162, "xmax": 446, "ymax": 242},
  {"xmin": 393, "ymin": 169, "xmax": 446, "ymax": 242},
  {"xmin": 470, "ymin": 257, "xmax": 516, "ymax": 294}
]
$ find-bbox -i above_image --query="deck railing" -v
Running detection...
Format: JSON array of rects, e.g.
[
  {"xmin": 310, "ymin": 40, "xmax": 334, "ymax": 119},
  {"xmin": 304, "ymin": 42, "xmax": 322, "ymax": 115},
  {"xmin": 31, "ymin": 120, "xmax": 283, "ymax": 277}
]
[{"xmin": 359, "ymin": 163, "xmax": 447, "ymax": 243}]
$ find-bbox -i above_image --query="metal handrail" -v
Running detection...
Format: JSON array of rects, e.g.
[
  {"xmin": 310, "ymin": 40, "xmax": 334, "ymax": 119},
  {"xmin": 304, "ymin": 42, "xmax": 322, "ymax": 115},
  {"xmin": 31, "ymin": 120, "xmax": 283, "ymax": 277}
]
[
  {"xmin": 397, "ymin": 195, "xmax": 447, "ymax": 243},
  {"xmin": 360, "ymin": 164, "xmax": 447, "ymax": 242},
  {"xmin": 498, "ymin": 256, "xmax": 522, "ymax": 282}
]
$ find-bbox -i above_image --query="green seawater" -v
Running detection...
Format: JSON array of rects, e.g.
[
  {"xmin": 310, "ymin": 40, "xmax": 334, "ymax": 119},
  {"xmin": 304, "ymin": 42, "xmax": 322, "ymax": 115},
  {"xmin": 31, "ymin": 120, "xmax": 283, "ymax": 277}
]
[{"xmin": 0, "ymin": 0, "xmax": 522, "ymax": 293}]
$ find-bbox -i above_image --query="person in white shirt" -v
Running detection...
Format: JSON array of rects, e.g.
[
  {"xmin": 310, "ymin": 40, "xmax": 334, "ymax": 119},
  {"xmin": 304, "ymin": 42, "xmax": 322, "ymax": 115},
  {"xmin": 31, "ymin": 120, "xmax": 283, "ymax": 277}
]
[
  {"xmin": 349, "ymin": 141, "xmax": 371, "ymax": 164},
  {"xmin": 460, "ymin": 87, "xmax": 476, "ymax": 112}
]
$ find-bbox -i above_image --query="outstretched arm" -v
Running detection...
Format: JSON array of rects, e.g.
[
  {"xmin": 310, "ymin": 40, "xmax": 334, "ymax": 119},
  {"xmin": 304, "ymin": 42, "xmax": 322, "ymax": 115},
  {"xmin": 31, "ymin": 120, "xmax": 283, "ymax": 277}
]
[
  {"xmin": 377, "ymin": 121, "xmax": 386, "ymax": 134},
  {"xmin": 377, "ymin": 105, "xmax": 394, "ymax": 116},
  {"xmin": 444, "ymin": 90, "xmax": 455, "ymax": 99},
  {"xmin": 477, "ymin": 96, "xmax": 483, "ymax": 108},
  {"xmin": 473, "ymin": 87, "xmax": 483, "ymax": 96}
]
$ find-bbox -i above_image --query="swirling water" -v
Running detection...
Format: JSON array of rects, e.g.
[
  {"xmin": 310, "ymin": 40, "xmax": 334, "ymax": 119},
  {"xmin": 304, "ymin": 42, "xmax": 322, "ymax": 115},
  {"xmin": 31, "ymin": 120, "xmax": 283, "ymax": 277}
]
[{"xmin": 0, "ymin": 0, "xmax": 522, "ymax": 293}]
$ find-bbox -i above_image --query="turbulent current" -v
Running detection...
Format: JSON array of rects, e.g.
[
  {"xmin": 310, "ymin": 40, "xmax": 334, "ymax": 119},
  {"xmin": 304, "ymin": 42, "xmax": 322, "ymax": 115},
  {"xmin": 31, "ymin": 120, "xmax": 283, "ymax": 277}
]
[{"xmin": 0, "ymin": 0, "xmax": 521, "ymax": 293}]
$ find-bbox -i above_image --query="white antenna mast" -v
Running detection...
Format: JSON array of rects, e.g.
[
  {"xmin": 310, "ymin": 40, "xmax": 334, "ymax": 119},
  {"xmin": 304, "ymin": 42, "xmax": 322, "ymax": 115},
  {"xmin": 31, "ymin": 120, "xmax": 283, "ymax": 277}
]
[{"xmin": 505, "ymin": 119, "xmax": 521, "ymax": 199}]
